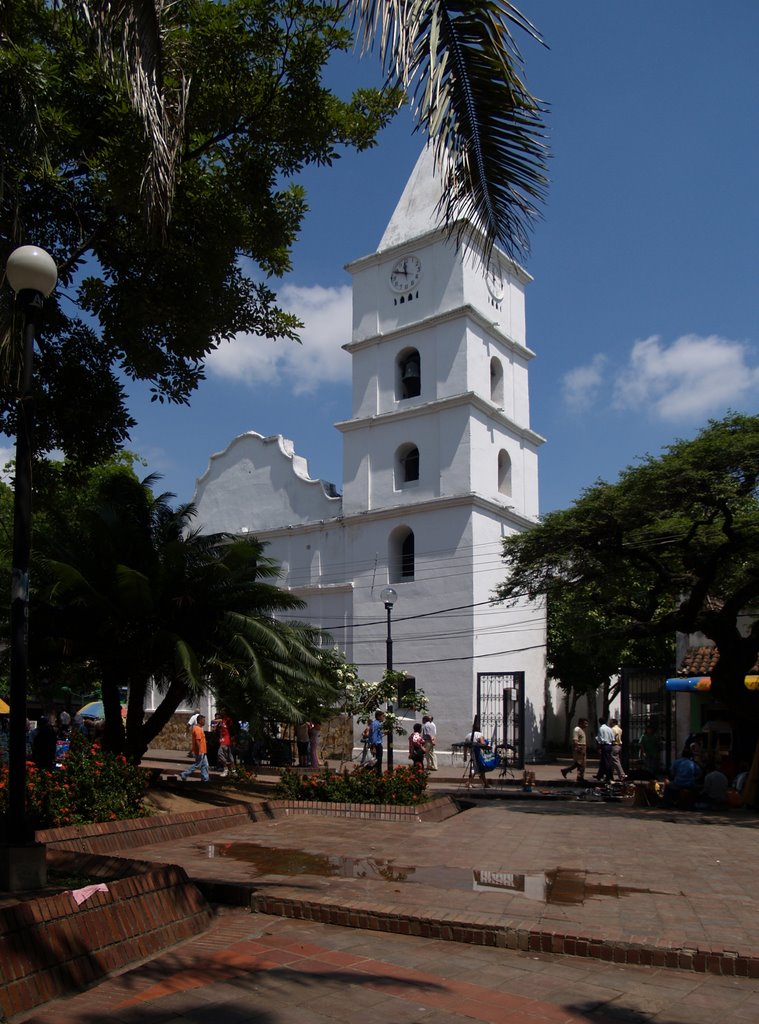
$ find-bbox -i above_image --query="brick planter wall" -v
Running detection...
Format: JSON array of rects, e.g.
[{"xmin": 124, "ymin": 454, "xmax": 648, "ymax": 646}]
[
  {"xmin": 0, "ymin": 794, "xmax": 459, "ymax": 1016},
  {"xmin": 36, "ymin": 802, "xmax": 260, "ymax": 854},
  {"xmin": 265, "ymin": 794, "xmax": 458, "ymax": 822},
  {"xmin": 0, "ymin": 864, "xmax": 212, "ymax": 1018}
]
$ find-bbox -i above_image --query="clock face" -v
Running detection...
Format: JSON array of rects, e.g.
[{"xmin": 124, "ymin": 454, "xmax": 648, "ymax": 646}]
[
  {"xmin": 389, "ymin": 254, "xmax": 422, "ymax": 293},
  {"xmin": 486, "ymin": 256, "xmax": 504, "ymax": 300}
]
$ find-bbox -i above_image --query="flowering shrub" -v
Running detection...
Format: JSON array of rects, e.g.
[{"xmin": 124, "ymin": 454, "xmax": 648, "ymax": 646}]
[
  {"xmin": 275, "ymin": 763, "xmax": 428, "ymax": 806},
  {"xmin": 225, "ymin": 763, "xmax": 258, "ymax": 785},
  {"xmin": 0, "ymin": 735, "xmax": 149, "ymax": 829},
  {"xmin": 337, "ymin": 666, "xmax": 429, "ymax": 738}
]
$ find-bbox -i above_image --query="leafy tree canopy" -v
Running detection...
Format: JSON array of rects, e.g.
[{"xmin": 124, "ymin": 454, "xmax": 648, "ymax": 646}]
[
  {"xmin": 547, "ymin": 587, "xmax": 674, "ymax": 742},
  {"xmin": 0, "ymin": 0, "xmax": 397, "ymax": 464},
  {"xmin": 497, "ymin": 414, "xmax": 759, "ymax": 715},
  {"xmin": 23, "ymin": 467, "xmax": 339, "ymax": 760}
]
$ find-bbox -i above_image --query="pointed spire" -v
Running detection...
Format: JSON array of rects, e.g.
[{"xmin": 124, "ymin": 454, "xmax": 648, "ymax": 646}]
[{"xmin": 378, "ymin": 146, "xmax": 444, "ymax": 252}]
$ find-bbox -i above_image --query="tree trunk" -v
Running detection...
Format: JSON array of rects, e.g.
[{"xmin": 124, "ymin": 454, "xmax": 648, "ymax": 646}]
[
  {"xmin": 101, "ymin": 678, "xmax": 126, "ymax": 753},
  {"xmin": 123, "ymin": 677, "xmax": 190, "ymax": 763}
]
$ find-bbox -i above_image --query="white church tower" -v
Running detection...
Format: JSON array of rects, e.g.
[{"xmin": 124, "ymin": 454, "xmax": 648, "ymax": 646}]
[{"xmin": 191, "ymin": 148, "xmax": 548, "ymax": 763}]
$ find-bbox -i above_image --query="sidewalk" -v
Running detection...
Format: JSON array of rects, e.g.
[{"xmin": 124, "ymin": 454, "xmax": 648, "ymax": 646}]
[
  {"xmin": 14, "ymin": 907, "xmax": 759, "ymax": 1024},
  {"xmin": 6, "ymin": 756, "xmax": 759, "ymax": 1023},
  {"xmin": 96, "ymin": 775, "xmax": 759, "ymax": 975}
]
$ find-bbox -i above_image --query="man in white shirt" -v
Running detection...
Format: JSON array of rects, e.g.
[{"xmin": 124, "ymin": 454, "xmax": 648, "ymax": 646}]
[
  {"xmin": 594, "ymin": 717, "xmax": 615, "ymax": 783},
  {"xmin": 422, "ymin": 715, "xmax": 438, "ymax": 771}
]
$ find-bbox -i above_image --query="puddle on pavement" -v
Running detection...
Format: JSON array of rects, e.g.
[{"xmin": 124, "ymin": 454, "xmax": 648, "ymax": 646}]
[{"xmin": 201, "ymin": 842, "xmax": 659, "ymax": 905}]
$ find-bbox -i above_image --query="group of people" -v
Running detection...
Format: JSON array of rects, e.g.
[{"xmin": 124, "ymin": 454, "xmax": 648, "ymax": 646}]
[
  {"xmin": 363, "ymin": 711, "xmax": 438, "ymax": 775},
  {"xmin": 561, "ymin": 716, "xmax": 750, "ymax": 809},
  {"xmin": 295, "ymin": 720, "xmax": 321, "ymax": 769},
  {"xmin": 662, "ymin": 742, "xmax": 748, "ymax": 809},
  {"xmin": 180, "ymin": 711, "xmax": 326, "ymax": 782},
  {"xmin": 180, "ymin": 709, "xmax": 238, "ymax": 783},
  {"xmin": 0, "ymin": 710, "xmax": 91, "ymax": 771},
  {"xmin": 561, "ymin": 716, "xmax": 629, "ymax": 784},
  {"xmin": 562, "ymin": 716, "xmax": 667, "ymax": 785}
]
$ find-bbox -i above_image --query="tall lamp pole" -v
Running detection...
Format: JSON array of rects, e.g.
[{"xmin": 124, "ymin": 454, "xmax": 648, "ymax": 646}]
[
  {"xmin": 2, "ymin": 246, "xmax": 57, "ymax": 880},
  {"xmin": 380, "ymin": 586, "xmax": 397, "ymax": 771}
]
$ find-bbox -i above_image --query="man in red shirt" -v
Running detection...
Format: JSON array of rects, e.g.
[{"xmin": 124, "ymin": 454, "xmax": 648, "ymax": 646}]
[
  {"xmin": 212, "ymin": 709, "xmax": 235, "ymax": 778},
  {"xmin": 178, "ymin": 715, "xmax": 209, "ymax": 782}
]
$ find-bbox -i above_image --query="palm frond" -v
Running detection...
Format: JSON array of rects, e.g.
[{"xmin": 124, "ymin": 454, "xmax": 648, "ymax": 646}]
[
  {"xmin": 66, "ymin": 0, "xmax": 190, "ymax": 235},
  {"xmin": 353, "ymin": 0, "xmax": 549, "ymax": 260}
]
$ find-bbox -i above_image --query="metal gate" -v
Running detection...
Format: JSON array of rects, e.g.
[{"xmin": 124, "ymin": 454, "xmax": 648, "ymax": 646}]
[
  {"xmin": 620, "ymin": 667, "xmax": 672, "ymax": 772},
  {"xmin": 476, "ymin": 672, "xmax": 525, "ymax": 768}
]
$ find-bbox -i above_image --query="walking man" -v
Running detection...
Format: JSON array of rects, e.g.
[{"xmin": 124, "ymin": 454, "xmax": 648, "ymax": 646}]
[
  {"xmin": 561, "ymin": 718, "xmax": 588, "ymax": 781},
  {"xmin": 212, "ymin": 708, "xmax": 235, "ymax": 778},
  {"xmin": 179, "ymin": 714, "xmax": 209, "ymax": 782},
  {"xmin": 422, "ymin": 714, "xmax": 438, "ymax": 771},
  {"xmin": 367, "ymin": 710, "xmax": 385, "ymax": 776},
  {"xmin": 594, "ymin": 716, "xmax": 615, "ymax": 782},
  {"xmin": 609, "ymin": 717, "xmax": 627, "ymax": 781}
]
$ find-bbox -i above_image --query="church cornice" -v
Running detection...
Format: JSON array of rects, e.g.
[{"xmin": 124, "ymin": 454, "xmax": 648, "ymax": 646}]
[
  {"xmin": 345, "ymin": 226, "xmax": 532, "ymax": 286},
  {"xmin": 334, "ymin": 391, "xmax": 546, "ymax": 449},
  {"xmin": 250, "ymin": 491, "xmax": 539, "ymax": 542},
  {"xmin": 342, "ymin": 303, "xmax": 536, "ymax": 362}
]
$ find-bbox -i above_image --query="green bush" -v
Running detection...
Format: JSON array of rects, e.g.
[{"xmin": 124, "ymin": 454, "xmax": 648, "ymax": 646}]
[
  {"xmin": 0, "ymin": 735, "xmax": 149, "ymax": 829},
  {"xmin": 274, "ymin": 764, "xmax": 428, "ymax": 805}
]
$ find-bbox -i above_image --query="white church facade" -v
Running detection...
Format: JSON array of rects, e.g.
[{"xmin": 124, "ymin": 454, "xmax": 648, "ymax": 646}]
[{"xmin": 190, "ymin": 149, "xmax": 549, "ymax": 765}]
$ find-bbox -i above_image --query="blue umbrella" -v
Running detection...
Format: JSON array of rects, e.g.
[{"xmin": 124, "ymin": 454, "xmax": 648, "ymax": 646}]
[{"xmin": 77, "ymin": 701, "xmax": 127, "ymax": 719}]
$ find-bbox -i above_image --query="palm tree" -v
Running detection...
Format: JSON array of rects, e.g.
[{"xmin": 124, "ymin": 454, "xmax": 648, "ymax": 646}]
[
  {"xmin": 31, "ymin": 471, "xmax": 335, "ymax": 761},
  {"xmin": 67, "ymin": 0, "xmax": 548, "ymax": 259},
  {"xmin": 352, "ymin": 0, "xmax": 549, "ymax": 260},
  {"xmin": 62, "ymin": 0, "xmax": 189, "ymax": 236}
]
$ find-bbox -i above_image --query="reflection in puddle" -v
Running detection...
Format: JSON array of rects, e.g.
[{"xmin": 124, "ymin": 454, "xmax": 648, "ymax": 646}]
[{"xmin": 202, "ymin": 843, "xmax": 660, "ymax": 905}]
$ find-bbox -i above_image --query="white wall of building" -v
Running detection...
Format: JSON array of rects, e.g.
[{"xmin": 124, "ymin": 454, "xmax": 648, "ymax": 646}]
[{"xmin": 191, "ymin": 146, "xmax": 549, "ymax": 763}]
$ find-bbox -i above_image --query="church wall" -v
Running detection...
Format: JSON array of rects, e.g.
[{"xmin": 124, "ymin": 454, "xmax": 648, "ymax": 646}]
[
  {"xmin": 470, "ymin": 511, "xmax": 547, "ymax": 756},
  {"xmin": 189, "ymin": 147, "xmax": 552, "ymax": 766},
  {"xmin": 193, "ymin": 432, "xmax": 340, "ymax": 535},
  {"xmin": 342, "ymin": 504, "xmax": 478, "ymax": 754},
  {"xmin": 478, "ymin": 328, "xmax": 533, "ymax": 426},
  {"xmin": 466, "ymin": 416, "xmax": 541, "ymax": 519}
]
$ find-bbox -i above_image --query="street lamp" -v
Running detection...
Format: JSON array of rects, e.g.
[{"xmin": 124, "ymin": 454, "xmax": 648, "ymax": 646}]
[
  {"xmin": 2, "ymin": 245, "xmax": 57, "ymax": 890},
  {"xmin": 380, "ymin": 586, "xmax": 397, "ymax": 771}
]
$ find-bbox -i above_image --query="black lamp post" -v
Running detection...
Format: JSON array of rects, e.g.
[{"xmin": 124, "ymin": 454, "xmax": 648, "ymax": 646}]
[
  {"xmin": 2, "ymin": 245, "xmax": 57, "ymax": 887},
  {"xmin": 380, "ymin": 586, "xmax": 397, "ymax": 771}
]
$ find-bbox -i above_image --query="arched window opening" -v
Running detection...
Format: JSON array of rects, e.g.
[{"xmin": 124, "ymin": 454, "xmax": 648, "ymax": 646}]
[
  {"xmin": 401, "ymin": 445, "xmax": 419, "ymax": 483},
  {"xmin": 490, "ymin": 356, "xmax": 504, "ymax": 406},
  {"xmin": 397, "ymin": 348, "xmax": 421, "ymax": 400},
  {"xmin": 498, "ymin": 449, "xmax": 512, "ymax": 496},
  {"xmin": 389, "ymin": 526, "xmax": 415, "ymax": 582}
]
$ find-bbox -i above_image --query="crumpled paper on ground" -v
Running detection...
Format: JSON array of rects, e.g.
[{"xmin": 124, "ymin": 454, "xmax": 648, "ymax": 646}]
[{"xmin": 69, "ymin": 883, "xmax": 110, "ymax": 905}]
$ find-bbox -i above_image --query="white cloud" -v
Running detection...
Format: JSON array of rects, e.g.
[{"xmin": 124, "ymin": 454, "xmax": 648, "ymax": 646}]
[
  {"xmin": 206, "ymin": 283, "xmax": 352, "ymax": 396},
  {"xmin": 562, "ymin": 354, "xmax": 607, "ymax": 410},
  {"xmin": 612, "ymin": 334, "xmax": 759, "ymax": 420}
]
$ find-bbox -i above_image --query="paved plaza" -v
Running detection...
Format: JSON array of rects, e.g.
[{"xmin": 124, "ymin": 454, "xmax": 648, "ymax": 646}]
[{"xmin": 10, "ymin": 760, "xmax": 759, "ymax": 1024}]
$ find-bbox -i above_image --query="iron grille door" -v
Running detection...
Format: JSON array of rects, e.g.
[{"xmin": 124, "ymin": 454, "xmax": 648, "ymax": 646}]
[
  {"xmin": 476, "ymin": 672, "xmax": 525, "ymax": 768},
  {"xmin": 620, "ymin": 667, "xmax": 671, "ymax": 773}
]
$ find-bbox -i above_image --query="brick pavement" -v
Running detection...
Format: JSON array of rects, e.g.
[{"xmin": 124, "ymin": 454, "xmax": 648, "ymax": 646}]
[
  {"xmin": 101, "ymin": 789, "xmax": 759, "ymax": 976},
  {"xmin": 13, "ymin": 908, "xmax": 759, "ymax": 1024},
  {"xmin": 6, "ymin": 754, "xmax": 759, "ymax": 1023}
]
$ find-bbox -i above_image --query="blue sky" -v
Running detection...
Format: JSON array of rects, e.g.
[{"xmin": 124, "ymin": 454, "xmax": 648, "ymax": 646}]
[{"xmin": 125, "ymin": 1, "xmax": 758, "ymax": 515}]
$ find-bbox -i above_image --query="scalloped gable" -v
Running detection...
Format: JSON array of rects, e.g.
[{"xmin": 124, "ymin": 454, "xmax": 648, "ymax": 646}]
[{"xmin": 192, "ymin": 432, "xmax": 341, "ymax": 535}]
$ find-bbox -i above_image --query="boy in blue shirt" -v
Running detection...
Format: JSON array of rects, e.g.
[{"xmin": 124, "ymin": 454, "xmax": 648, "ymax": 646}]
[{"xmin": 367, "ymin": 710, "xmax": 385, "ymax": 775}]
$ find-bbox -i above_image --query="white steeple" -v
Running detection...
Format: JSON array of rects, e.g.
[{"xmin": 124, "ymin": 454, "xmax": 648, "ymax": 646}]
[{"xmin": 378, "ymin": 146, "xmax": 444, "ymax": 252}]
